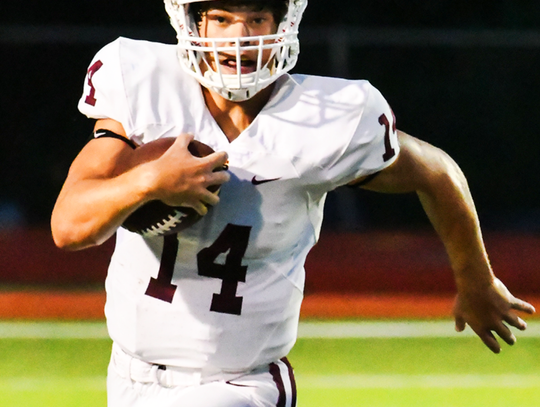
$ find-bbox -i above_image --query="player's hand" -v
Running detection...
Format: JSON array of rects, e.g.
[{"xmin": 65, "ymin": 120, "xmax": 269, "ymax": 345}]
[
  {"xmin": 453, "ymin": 278, "xmax": 535, "ymax": 353},
  {"xmin": 144, "ymin": 133, "xmax": 230, "ymax": 215}
]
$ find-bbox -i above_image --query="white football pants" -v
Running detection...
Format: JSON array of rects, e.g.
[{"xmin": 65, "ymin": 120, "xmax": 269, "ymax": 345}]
[{"xmin": 107, "ymin": 344, "xmax": 297, "ymax": 407}]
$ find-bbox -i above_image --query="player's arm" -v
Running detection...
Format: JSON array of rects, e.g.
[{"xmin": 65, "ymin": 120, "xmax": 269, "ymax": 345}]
[
  {"xmin": 51, "ymin": 118, "xmax": 230, "ymax": 251},
  {"xmin": 351, "ymin": 130, "xmax": 535, "ymax": 353}
]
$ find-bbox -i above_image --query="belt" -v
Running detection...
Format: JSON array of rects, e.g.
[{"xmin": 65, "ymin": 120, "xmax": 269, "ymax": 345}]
[
  {"xmin": 111, "ymin": 343, "xmax": 203, "ymax": 388},
  {"xmin": 110, "ymin": 343, "xmax": 248, "ymax": 388}
]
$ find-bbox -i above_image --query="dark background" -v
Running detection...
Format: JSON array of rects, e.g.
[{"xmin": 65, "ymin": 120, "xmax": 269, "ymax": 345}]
[{"xmin": 2, "ymin": 1, "xmax": 540, "ymax": 232}]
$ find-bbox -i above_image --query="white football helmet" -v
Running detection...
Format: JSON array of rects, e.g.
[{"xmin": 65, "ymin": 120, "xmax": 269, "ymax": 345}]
[{"xmin": 164, "ymin": 0, "xmax": 308, "ymax": 101}]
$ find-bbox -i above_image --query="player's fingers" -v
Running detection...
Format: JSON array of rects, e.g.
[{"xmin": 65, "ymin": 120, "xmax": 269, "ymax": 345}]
[
  {"xmin": 454, "ymin": 315, "xmax": 466, "ymax": 332},
  {"xmin": 174, "ymin": 133, "xmax": 195, "ymax": 148},
  {"xmin": 510, "ymin": 298, "xmax": 536, "ymax": 315},
  {"xmin": 200, "ymin": 190, "xmax": 220, "ymax": 207},
  {"xmin": 204, "ymin": 151, "xmax": 230, "ymax": 171},
  {"xmin": 504, "ymin": 313, "xmax": 527, "ymax": 331},
  {"xmin": 208, "ymin": 168, "xmax": 230, "ymax": 184},
  {"xmin": 476, "ymin": 329, "xmax": 501, "ymax": 354},
  {"xmin": 493, "ymin": 322, "xmax": 516, "ymax": 346},
  {"xmin": 189, "ymin": 201, "xmax": 209, "ymax": 217}
]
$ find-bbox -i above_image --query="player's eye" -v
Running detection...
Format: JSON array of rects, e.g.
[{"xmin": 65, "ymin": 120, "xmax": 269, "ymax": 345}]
[{"xmin": 206, "ymin": 10, "xmax": 230, "ymax": 25}]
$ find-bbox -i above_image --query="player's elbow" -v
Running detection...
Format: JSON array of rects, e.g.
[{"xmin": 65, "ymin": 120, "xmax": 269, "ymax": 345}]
[
  {"xmin": 416, "ymin": 150, "xmax": 470, "ymax": 203},
  {"xmin": 51, "ymin": 223, "xmax": 81, "ymax": 251},
  {"xmin": 52, "ymin": 231, "xmax": 100, "ymax": 251},
  {"xmin": 431, "ymin": 151, "xmax": 467, "ymax": 191},
  {"xmin": 50, "ymin": 216, "xmax": 96, "ymax": 251}
]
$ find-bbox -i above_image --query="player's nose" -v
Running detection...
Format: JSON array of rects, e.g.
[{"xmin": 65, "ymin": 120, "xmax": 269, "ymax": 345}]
[{"xmin": 226, "ymin": 22, "xmax": 253, "ymax": 44}]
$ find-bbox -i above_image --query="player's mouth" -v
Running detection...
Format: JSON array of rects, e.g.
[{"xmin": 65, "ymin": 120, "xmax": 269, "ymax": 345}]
[{"xmin": 217, "ymin": 56, "xmax": 257, "ymax": 75}]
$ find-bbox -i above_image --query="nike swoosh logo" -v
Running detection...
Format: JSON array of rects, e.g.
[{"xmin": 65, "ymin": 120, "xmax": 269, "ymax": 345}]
[
  {"xmin": 226, "ymin": 381, "xmax": 256, "ymax": 388},
  {"xmin": 95, "ymin": 132, "xmax": 107, "ymax": 137},
  {"xmin": 251, "ymin": 176, "xmax": 281, "ymax": 185}
]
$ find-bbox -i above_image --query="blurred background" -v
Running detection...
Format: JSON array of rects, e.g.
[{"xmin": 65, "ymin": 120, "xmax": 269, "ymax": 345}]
[
  {"xmin": 2, "ymin": 0, "xmax": 540, "ymax": 231},
  {"xmin": 1, "ymin": 0, "xmax": 540, "ymax": 297}
]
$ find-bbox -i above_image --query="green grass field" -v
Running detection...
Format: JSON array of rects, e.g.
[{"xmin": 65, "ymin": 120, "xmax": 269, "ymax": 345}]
[{"xmin": 1, "ymin": 320, "xmax": 539, "ymax": 407}]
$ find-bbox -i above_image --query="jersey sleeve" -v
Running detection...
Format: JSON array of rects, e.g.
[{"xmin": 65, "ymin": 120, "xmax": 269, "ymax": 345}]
[
  {"xmin": 77, "ymin": 38, "xmax": 133, "ymax": 134},
  {"xmin": 325, "ymin": 82, "xmax": 400, "ymax": 189}
]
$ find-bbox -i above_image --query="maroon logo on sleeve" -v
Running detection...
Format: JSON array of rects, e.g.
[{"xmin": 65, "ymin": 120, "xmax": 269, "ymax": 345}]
[
  {"xmin": 378, "ymin": 110, "xmax": 397, "ymax": 162},
  {"xmin": 84, "ymin": 60, "xmax": 104, "ymax": 106}
]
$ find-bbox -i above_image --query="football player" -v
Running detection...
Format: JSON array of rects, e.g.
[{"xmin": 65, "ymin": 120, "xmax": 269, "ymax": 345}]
[{"xmin": 51, "ymin": 1, "xmax": 535, "ymax": 406}]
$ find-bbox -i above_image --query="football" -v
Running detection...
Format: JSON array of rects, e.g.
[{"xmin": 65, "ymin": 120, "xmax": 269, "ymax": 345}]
[{"xmin": 121, "ymin": 137, "xmax": 221, "ymax": 237}]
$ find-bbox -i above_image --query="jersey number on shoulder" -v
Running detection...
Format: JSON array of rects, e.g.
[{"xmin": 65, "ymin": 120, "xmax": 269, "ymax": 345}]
[
  {"xmin": 378, "ymin": 111, "xmax": 397, "ymax": 162},
  {"xmin": 145, "ymin": 224, "xmax": 252, "ymax": 316},
  {"xmin": 84, "ymin": 60, "xmax": 104, "ymax": 106}
]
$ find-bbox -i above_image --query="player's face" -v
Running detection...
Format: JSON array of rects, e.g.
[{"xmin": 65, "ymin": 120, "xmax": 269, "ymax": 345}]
[{"xmin": 198, "ymin": 6, "xmax": 278, "ymax": 75}]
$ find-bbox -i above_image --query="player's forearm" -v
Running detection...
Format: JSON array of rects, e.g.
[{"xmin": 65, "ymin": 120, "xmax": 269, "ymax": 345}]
[
  {"xmin": 416, "ymin": 158, "xmax": 495, "ymax": 290},
  {"xmin": 51, "ymin": 168, "xmax": 155, "ymax": 250},
  {"xmin": 367, "ymin": 132, "xmax": 496, "ymax": 290}
]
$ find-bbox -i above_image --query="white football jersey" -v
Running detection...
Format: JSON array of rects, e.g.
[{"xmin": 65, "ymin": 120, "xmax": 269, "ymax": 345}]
[{"xmin": 78, "ymin": 37, "xmax": 399, "ymax": 372}]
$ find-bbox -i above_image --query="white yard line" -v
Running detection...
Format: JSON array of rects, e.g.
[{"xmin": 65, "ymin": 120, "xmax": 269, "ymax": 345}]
[
  {"xmin": 2, "ymin": 374, "xmax": 539, "ymax": 391},
  {"xmin": 297, "ymin": 320, "xmax": 540, "ymax": 338},
  {"xmin": 0, "ymin": 321, "xmax": 109, "ymax": 339},
  {"xmin": 0, "ymin": 377, "xmax": 106, "ymax": 391},
  {"xmin": 297, "ymin": 373, "xmax": 540, "ymax": 389},
  {"xmin": 0, "ymin": 320, "xmax": 540, "ymax": 339}
]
